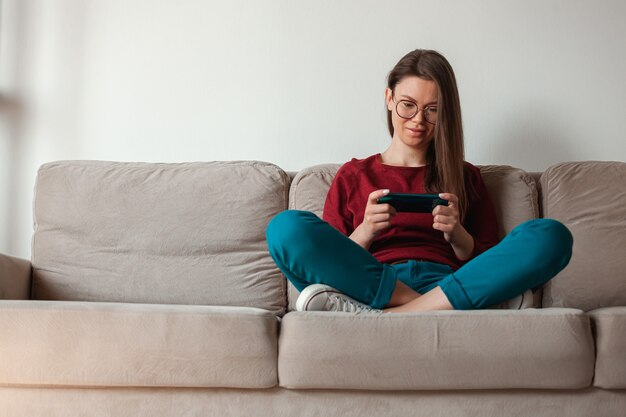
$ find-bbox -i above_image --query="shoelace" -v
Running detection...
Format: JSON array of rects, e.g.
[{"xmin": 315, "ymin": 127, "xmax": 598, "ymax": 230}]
[{"xmin": 329, "ymin": 295, "xmax": 379, "ymax": 313}]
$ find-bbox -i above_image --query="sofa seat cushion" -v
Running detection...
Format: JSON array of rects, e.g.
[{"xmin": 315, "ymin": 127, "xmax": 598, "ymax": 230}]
[
  {"xmin": 0, "ymin": 300, "xmax": 278, "ymax": 388},
  {"xmin": 589, "ymin": 307, "xmax": 626, "ymax": 389},
  {"xmin": 279, "ymin": 309, "xmax": 594, "ymax": 390},
  {"xmin": 32, "ymin": 161, "xmax": 289, "ymax": 316},
  {"xmin": 540, "ymin": 161, "xmax": 626, "ymax": 310}
]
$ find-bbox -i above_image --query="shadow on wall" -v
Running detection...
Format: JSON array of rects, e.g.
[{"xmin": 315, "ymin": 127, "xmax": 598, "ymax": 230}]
[
  {"xmin": 0, "ymin": 0, "xmax": 29, "ymax": 256},
  {"xmin": 487, "ymin": 104, "xmax": 582, "ymax": 172},
  {"xmin": 0, "ymin": 94, "xmax": 25, "ymax": 257}
]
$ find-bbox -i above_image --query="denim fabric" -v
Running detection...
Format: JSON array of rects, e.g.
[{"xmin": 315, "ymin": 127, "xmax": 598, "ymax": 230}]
[{"xmin": 266, "ymin": 210, "xmax": 573, "ymax": 310}]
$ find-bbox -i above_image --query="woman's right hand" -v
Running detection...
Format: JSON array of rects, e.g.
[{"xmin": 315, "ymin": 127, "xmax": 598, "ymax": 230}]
[{"xmin": 349, "ymin": 189, "xmax": 397, "ymax": 249}]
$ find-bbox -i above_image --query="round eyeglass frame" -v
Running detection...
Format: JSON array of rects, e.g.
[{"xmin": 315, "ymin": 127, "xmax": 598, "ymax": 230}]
[{"xmin": 393, "ymin": 98, "xmax": 438, "ymax": 125}]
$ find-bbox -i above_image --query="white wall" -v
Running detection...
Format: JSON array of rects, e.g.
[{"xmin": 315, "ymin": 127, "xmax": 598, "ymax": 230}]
[{"xmin": 1, "ymin": 0, "xmax": 625, "ymax": 258}]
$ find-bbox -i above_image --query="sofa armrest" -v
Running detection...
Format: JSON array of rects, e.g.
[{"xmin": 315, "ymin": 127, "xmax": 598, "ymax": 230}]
[{"xmin": 0, "ymin": 253, "xmax": 32, "ymax": 299}]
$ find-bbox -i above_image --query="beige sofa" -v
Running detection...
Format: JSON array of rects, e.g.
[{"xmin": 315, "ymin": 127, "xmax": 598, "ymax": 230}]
[{"xmin": 0, "ymin": 160, "xmax": 625, "ymax": 417}]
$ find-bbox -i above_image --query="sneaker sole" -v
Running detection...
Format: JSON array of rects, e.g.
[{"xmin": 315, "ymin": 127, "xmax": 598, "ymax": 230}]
[
  {"xmin": 295, "ymin": 284, "xmax": 339, "ymax": 311},
  {"xmin": 519, "ymin": 289, "xmax": 534, "ymax": 309}
]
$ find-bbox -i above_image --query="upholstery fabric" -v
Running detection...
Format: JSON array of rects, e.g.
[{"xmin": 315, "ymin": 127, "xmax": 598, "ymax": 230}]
[
  {"xmin": 2, "ymin": 159, "xmax": 624, "ymax": 415},
  {"xmin": 0, "ymin": 254, "xmax": 31, "ymax": 300},
  {"xmin": 589, "ymin": 307, "xmax": 626, "ymax": 388},
  {"xmin": 0, "ymin": 300, "xmax": 278, "ymax": 388},
  {"xmin": 287, "ymin": 163, "xmax": 339, "ymax": 217},
  {"xmin": 31, "ymin": 161, "xmax": 290, "ymax": 316},
  {"xmin": 287, "ymin": 164, "xmax": 539, "ymax": 311},
  {"xmin": 3, "ymin": 387, "xmax": 624, "ymax": 417},
  {"xmin": 279, "ymin": 309, "xmax": 594, "ymax": 390},
  {"xmin": 477, "ymin": 165, "xmax": 539, "ymax": 238},
  {"xmin": 540, "ymin": 161, "xmax": 626, "ymax": 310}
]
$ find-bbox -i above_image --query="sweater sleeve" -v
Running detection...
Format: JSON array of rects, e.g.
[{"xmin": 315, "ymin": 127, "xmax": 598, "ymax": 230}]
[
  {"xmin": 463, "ymin": 165, "xmax": 500, "ymax": 260},
  {"xmin": 322, "ymin": 164, "xmax": 355, "ymax": 236}
]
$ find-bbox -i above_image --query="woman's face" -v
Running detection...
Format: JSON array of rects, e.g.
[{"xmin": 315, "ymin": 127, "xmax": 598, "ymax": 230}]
[{"xmin": 385, "ymin": 76, "xmax": 438, "ymax": 151}]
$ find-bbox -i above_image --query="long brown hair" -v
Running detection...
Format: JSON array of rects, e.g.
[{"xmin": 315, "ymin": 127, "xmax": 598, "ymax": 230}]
[{"xmin": 386, "ymin": 49, "xmax": 468, "ymax": 220}]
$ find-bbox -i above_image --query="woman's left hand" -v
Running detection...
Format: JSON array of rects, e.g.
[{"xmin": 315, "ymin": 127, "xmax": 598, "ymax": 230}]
[
  {"xmin": 432, "ymin": 193, "xmax": 463, "ymax": 243},
  {"xmin": 432, "ymin": 193, "xmax": 475, "ymax": 261}
]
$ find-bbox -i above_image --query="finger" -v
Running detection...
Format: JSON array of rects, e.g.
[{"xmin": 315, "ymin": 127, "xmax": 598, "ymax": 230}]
[
  {"xmin": 434, "ymin": 214, "xmax": 455, "ymax": 225},
  {"xmin": 369, "ymin": 212, "xmax": 395, "ymax": 223},
  {"xmin": 432, "ymin": 205, "xmax": 455, "ymax": 216},
  {"xmin": 438, "ymin": 193, "xmax": 458, "ymax": 207},
  {"xmin": 433, "ymin": 214, "xmax": 446, "ymax": 224},
  {"xmin": 372, "ymin": 222, "xmax": 393, "ymax": 234},
  {"xmin": 369, "ymin": 189, "xmax": 390, "ymax": 204},
  {"xmin": 365, "ymin": 211, "xmax": 394, "ymax": 223},
  {"xmin": 369, "ymin": 203, "xmax": 396, "ymax": 215},
  {"xmin": 433, "ymin": 222, "xmax": 453, "ymax": 233}
]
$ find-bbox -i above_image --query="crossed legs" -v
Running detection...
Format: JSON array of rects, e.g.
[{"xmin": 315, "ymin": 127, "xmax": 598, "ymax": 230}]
[{"xmin": 266, "ymin": 210, "xmax": 573, "ymax": 311}]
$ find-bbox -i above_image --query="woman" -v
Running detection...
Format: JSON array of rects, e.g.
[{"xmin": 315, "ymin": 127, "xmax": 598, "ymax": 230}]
[{"xmin": 266, "ymin": 49, "xmax": 573, "ymax": 313}]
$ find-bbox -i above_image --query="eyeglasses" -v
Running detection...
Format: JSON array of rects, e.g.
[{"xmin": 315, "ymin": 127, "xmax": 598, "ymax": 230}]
[{"xmin": 393, "ymin": 98, "xmax": 438, "ymax": 125}]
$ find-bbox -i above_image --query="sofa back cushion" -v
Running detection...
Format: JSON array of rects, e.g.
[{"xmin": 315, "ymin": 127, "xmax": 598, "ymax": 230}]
[
  {"xmin": 540, "ymin": 161, "xmax": 626, "ymax": 311},
  {"xmin": 32, "ymin": 161, "xmax": 289, "ymax": 316},
  {"xmin": 287, "ymin": 163, "xmax": 539, "ymax": 310}
]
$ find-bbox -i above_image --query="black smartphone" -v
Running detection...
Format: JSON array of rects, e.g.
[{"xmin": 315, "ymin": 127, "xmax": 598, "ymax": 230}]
[{"xmin": 377, "ymin": 193, "xmax": 448, "ymax": 213}]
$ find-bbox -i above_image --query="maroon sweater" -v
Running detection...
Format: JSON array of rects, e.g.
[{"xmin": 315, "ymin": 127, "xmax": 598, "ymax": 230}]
[{"xmin": 322, "ymin": 154, "xmax": 500, "ymax": 270}]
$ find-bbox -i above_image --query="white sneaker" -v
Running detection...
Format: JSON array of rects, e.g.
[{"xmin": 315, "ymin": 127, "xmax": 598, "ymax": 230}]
[
  {"xmin": 489, "ymin": 289, "xmax": 535, "ymax": 309},
  {"xmin": 295, "ymin": 284, "xmax": 382, "ymax": 313}
]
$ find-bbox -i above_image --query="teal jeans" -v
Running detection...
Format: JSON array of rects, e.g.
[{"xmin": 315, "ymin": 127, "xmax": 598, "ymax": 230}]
[{"xmin": 266, "ymin": 210, "xmax": 573, "ymax": 310}]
